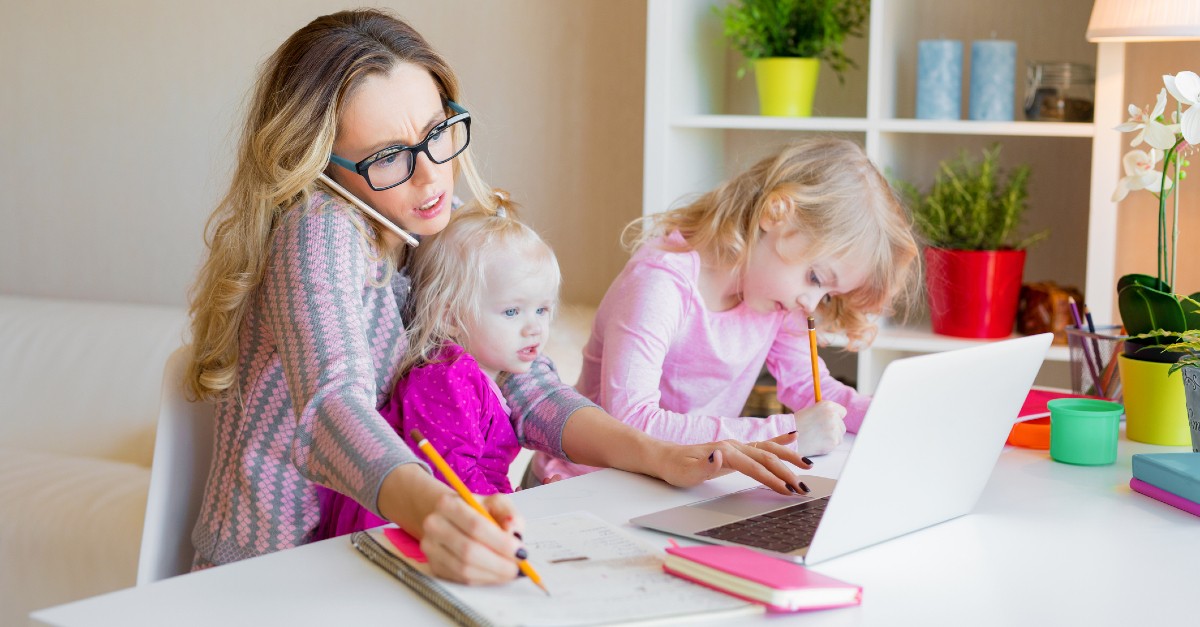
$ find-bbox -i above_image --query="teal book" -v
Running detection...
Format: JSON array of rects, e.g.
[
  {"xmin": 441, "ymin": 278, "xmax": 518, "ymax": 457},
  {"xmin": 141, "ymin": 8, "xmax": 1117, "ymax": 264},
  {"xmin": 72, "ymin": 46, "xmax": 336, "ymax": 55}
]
[{"xmin": 1131, "ymin": 453, "xmax": 1200, "ymax": 504}]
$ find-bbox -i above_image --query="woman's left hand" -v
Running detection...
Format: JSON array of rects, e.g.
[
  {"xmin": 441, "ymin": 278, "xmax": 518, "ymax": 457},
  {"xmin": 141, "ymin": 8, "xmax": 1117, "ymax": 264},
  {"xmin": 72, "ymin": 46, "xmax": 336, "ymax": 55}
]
[{"xmin": 650, "ymin": 432, "xmax": 812, "ymax": 495}]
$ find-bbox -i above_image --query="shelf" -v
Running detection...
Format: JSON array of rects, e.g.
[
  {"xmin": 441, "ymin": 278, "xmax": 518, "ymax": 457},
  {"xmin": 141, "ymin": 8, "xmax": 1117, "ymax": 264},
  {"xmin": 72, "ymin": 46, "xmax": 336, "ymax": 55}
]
[
  {"xmin": 671, "ymin": 115, "xmax": 1094, "ymax": 138},
  {"xmin": 877, "ymin": 119, "xmax": 1094, "ymax": 138},
  {"xmin": 671, "ymin": 115, "xmax": 871, "ymax": 132},
  {"xmin": 823, "ymin": 324, "xmax": 1071, "ymax": 362}
]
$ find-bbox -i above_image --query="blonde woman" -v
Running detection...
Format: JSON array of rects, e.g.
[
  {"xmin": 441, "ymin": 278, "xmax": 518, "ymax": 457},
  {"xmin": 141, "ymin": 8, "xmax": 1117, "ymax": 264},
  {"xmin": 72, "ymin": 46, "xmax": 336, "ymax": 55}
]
[
  {"xmin": 532, "ymin": 138, "xmax": 920, "ymax": 485},
  {"xmin": 186, "ymin": 8, "xmax": 806, "ymax": 584}
]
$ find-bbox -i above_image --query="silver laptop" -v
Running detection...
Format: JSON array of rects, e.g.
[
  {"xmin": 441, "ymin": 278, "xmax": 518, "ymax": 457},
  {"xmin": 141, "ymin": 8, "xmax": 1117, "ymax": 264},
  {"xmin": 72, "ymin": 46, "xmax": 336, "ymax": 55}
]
[{"xmin": 631, "ymin": 333, "xmax": 1052, "ymax": 564}]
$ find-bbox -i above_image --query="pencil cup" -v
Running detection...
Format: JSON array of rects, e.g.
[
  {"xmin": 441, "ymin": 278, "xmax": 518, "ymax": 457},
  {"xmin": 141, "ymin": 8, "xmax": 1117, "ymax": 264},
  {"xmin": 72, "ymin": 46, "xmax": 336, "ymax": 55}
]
[
  {"xmin": 1066, "ymin": 325, "xmax": 1124, "ymax": 403},
  {"xmin": 1048, "ymin": 399, "xmax": 1124, "ymax": 466}
]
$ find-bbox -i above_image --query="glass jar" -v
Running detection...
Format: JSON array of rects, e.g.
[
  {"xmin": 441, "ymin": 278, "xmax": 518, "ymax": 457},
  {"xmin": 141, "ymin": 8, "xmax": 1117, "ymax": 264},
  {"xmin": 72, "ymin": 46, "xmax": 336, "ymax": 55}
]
[{"xmin": 1024, "ymin": 62, "xmax": 1095, "ymax": 122}]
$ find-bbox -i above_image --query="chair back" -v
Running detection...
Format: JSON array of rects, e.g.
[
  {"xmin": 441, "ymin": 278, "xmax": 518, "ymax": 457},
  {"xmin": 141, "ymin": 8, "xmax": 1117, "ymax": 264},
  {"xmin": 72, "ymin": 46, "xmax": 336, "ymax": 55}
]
[{"xmin": 136, "ymin": 345, "xmax": 215, "ymax": 585}]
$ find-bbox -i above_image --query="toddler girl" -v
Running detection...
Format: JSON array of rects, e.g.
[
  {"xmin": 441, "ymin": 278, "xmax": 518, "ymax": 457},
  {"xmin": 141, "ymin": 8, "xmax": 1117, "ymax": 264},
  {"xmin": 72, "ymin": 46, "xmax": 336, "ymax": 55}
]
[
  {"xmin": 532, "ymin": 138, "xmax": 919, "ymax": 484},
  {"xmin": 317, "ymin": 197, "xmax": 561, "ymax": 537}
]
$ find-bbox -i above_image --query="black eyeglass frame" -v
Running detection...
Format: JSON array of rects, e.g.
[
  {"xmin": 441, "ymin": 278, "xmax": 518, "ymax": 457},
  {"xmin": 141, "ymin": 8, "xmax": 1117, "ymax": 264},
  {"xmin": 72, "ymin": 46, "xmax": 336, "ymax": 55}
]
[{"xmin": 328, "ymin": 100, "xmax": 471, "ymax": 191}]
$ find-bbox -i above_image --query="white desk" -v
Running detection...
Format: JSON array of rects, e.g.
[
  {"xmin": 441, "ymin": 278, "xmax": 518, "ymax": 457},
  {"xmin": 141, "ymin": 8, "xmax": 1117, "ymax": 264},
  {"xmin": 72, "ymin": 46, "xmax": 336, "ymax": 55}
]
[{"xmin": 31, "ymin": 432, "xmax": 1196, "ymax": 627}]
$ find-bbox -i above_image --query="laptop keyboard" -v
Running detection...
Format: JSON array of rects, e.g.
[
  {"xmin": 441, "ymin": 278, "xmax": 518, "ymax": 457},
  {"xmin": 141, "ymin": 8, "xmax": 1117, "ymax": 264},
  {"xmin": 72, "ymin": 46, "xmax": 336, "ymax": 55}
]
[{"xmin": 696, "ymin": 497, "xmax": 828, "ymax": 553}]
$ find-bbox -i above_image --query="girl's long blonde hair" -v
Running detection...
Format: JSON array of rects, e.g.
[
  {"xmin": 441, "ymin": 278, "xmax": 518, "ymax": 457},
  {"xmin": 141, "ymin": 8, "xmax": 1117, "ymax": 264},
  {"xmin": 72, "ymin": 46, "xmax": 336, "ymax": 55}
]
[
  {"xmin": 628, "ymin": 138, "xmax": 919, "ymax": 348},
  {"xmin": 187, "ymin": 9, "xmax": 495, "ymax": 400},
  {"xmin": 400, "ymin": 194, "xmax": 561, "ymax": 379}
]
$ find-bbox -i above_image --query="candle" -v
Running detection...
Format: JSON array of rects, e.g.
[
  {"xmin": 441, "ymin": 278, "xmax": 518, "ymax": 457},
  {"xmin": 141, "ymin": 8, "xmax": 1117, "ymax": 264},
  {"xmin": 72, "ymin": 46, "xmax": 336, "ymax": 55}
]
[
  {"xmin": 916, "ymin": 40, "xmax": 963, "ymax": 120},
  {"xmin": 969, "ymin": 40, "xmax": 1017, "ymax": 121}
]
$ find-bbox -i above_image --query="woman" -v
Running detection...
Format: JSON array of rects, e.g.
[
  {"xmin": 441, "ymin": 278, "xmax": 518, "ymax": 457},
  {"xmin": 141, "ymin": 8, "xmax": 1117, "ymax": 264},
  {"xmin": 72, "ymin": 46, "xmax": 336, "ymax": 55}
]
[{"xmin": 186, "ymin": 8, "xmax": 806, "ymax": 584}]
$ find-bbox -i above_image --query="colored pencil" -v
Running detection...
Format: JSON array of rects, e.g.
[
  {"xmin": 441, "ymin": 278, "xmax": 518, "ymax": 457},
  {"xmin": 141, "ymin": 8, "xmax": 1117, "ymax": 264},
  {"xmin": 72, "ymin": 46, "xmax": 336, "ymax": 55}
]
[
  {"xmin": 409, "ymin": 429, "xmax": 549, "ymax": 595},
  {"xmin": 1068, "ymin": 297, "xmax": 1102, "ymax": 397},
  {"xmin": 808, "ymin": 316, "xmax": 822, "ymax": 402},
  {"xmin": 1083, "ymin": 305, "xmax": 1107, "ymax": 397}
]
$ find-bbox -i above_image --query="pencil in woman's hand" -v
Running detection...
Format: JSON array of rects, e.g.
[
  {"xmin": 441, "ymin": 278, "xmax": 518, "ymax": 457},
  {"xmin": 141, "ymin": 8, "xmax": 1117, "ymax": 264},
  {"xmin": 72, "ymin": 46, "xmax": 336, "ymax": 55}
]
[
  {"xmin": 808, "ymin": 316, "xmax": 822, "ymax": 402},
  {"xmin": 409, "ymin": 429, "xmax": 549, "ymax": 595}
]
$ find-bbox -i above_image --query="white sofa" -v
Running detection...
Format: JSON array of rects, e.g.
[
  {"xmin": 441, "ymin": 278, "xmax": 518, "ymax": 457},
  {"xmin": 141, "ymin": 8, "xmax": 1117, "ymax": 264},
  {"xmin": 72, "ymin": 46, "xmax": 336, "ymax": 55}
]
[{"xmin": 0, "ymin": 294, "xmax": 593, "ymax": 624}]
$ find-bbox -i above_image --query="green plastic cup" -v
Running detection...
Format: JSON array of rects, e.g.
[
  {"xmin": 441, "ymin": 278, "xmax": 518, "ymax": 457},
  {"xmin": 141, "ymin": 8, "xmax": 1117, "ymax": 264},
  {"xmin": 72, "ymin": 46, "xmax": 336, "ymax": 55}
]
[{"xmin": 1048, "ymin": 398, "xmax": 1124, "ymax": 465}]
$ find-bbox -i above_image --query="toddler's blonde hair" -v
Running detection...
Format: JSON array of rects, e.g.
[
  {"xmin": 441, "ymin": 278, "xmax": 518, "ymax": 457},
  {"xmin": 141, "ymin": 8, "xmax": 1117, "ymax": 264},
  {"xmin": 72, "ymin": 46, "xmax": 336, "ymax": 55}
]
[
  {"xmin": 629, "ymin": 138, "xmax": 918, "ymax": 348},
  {"xmin": 400, "ymin": 193, "xmax": 561, "ymax": 378}
]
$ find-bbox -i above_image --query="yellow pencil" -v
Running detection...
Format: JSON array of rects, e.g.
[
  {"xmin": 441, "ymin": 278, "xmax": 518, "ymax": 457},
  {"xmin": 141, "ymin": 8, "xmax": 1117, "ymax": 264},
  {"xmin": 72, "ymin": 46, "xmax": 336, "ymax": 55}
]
[
  {"xmin": 409, "ymin": 429, "xmax": 549, "ymax": 595},
  {"xmin": 808, "ymin": 316, "xmax": 822, "ymax": 402}
]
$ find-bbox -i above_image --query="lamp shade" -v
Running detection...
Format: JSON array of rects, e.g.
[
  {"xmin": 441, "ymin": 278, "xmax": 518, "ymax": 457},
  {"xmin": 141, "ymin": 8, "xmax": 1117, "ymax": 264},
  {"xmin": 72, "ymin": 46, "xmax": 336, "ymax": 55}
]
[{"xmin": 1087, "ymin": 0, "xmax": 1200, "ymax": 41}]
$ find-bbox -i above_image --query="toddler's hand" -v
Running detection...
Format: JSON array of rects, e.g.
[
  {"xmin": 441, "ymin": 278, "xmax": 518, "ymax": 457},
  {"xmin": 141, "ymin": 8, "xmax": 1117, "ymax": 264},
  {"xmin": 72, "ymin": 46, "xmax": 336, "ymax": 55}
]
[{"xmin": 791, "ymin": 401, "xmax": 847, "ymax": 456}]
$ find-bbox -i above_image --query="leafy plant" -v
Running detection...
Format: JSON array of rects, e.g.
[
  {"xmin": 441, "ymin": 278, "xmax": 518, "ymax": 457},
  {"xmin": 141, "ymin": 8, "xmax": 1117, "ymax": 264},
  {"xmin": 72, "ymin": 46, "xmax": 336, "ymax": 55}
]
[
  {"xmin": 716, "ymin": 0, "xmax": 870, "ymax": 82},
  {"xmin": 898, "ymin": 145, "xmax": 1046, "ymax": 251}
]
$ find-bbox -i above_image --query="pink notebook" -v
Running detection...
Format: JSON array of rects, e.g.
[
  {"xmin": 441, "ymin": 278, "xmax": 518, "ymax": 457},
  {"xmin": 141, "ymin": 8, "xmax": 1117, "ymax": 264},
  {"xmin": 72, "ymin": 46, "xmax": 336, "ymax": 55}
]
[
  {"xmin": 663, "ymin": 543, "xmax": 861, "ymax": 612},
  {"xmin": 1130, "ymin": 478, "xmax": 1200, "ymax": 518}
]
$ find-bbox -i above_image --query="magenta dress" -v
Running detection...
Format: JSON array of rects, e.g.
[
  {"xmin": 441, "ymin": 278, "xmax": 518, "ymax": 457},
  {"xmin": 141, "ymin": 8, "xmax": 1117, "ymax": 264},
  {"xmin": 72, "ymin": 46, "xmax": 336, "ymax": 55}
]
[{"xmin": 315, "ymin": 343, "xmax": 520, "ymax": 539}]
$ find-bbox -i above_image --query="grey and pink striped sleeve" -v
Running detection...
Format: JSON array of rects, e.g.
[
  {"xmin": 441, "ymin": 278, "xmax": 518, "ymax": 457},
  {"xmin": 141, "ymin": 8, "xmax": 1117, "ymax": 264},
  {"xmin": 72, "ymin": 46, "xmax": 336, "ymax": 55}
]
[
  {"xmin": 261, "ymin": 201, "xmax": 422, "ymax": 516},
  {"xmin": 501, "ymin": 356, "xmax": 597, "ymax": 461}
]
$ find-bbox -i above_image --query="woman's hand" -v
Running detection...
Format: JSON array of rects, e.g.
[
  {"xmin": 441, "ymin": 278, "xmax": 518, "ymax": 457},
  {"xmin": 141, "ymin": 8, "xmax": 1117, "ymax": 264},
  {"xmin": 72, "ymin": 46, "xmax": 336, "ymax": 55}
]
[
  {"xmin": 790, "ymin": 400, "xmax": 847, "ymax": 456},
  {"xmin": 378, "ymin": 464, "xmax": 526, "ymax": 584},
  {"xmin": 649, "ymin": 431, "xmax": 814, "ymax": 496}
]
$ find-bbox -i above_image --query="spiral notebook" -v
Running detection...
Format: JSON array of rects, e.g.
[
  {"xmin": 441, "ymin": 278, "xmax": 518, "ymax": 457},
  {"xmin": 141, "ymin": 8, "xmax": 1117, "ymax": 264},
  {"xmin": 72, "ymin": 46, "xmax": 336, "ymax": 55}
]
[{"xmin": 351, "ymin": 511, "xmax": 760, "ymax": 627}]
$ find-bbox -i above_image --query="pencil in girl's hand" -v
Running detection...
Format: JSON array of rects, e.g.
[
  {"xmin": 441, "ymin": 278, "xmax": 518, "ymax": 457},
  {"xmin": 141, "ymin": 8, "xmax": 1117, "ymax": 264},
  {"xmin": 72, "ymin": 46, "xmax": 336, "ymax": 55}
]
[
  {"xmin": 408, "ymin": 429, "xmax": 549, "ymax": 595},
  {"xmin": 808, "ymin": 316, "xmax": 822, "ymax": 403}
]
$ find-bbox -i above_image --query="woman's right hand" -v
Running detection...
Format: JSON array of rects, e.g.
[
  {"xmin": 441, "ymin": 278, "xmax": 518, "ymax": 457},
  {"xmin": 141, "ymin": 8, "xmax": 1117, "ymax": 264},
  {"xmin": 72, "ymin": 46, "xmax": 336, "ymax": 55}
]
[
  {"xmin": 419, "ymin": 491, "xmax": 528, "ymax": 584},
  {"xmin": 790, "ymin": 400, "xmax": 847, "ymax": 456},
  {"xmin": 379, "ymin": 464, "xmax": 526, "ymax": 585}
]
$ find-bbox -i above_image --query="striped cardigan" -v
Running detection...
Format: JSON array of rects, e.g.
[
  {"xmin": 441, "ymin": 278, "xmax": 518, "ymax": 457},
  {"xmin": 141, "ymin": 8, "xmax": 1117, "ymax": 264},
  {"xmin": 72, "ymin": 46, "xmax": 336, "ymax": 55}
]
[{"xmin": 191, "ymin": 191, "xmax": 594, "ymax": 567}]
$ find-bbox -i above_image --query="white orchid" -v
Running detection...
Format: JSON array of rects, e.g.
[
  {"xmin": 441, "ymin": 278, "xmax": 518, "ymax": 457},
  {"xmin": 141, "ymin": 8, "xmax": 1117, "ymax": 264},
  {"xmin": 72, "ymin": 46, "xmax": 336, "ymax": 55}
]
[
  {"xmin": 1115, "ymin": 88, "xmax": 1178, "ymax": 150},
  {"xmin": 1163, "ymin": 70, "xmax": 1200, "ymax": 145},
  {"xmin": 1112, "ymin": 148, "xmax": 1172, "ymax": 202}
]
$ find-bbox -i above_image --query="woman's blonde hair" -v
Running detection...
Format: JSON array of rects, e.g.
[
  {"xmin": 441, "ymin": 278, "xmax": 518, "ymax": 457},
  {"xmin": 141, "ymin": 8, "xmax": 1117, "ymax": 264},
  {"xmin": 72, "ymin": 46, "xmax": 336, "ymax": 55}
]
[
  {"xmin": 628, "ymin": 138, "xmax": 919, "ymax": 348},
  {"xmin": 399, "ymin": 193, "xmax": 561, "ymax": 378},
  {"xmin": 187, "ymin": 9, "xmax": 495, "ymax": 400}
]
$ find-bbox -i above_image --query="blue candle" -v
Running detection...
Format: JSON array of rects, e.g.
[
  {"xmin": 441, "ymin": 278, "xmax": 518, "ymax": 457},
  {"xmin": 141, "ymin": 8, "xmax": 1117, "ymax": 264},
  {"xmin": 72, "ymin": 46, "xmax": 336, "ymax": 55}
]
[
  {"xmin": 969, "ymin": 40, "xmax": 1017, "ymax": 121},
  {"xmin": 916, "ymin": 40, "xmax": 963, "ymax": 120}
]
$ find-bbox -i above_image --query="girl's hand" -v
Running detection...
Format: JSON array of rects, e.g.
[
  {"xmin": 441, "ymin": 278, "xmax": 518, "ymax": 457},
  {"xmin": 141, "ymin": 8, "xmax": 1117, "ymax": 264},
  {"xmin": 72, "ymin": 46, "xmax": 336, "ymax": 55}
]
[
  {"xmin": 650, "ymin": 432, "xmax": 813, "ymax": 496},
  {"xmin": 419, "ymin": 492, "xmax": 528, "ymax": 585},
  {"xmin": 791, "ymin": 400, "xmax": 847, "ymax": 456}
]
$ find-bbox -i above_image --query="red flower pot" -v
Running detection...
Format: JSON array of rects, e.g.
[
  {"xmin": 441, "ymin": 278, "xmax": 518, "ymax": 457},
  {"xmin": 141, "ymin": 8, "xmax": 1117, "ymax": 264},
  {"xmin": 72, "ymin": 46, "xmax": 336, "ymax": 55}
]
[{"xmin": 925, "ymin": 247, "xmax": 1026, "ymax": 339}]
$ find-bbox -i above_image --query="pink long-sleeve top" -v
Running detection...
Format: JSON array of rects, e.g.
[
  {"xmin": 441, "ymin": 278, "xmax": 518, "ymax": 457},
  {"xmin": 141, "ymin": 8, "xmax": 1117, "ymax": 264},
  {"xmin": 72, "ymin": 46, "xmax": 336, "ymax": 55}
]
[
  {"xmin": 533, "ymin": 231, "xmax": 870, "ymax": 482},
  {"xmin": 192, "ymin": 191, "xmax": 592, "ymax": 567}
]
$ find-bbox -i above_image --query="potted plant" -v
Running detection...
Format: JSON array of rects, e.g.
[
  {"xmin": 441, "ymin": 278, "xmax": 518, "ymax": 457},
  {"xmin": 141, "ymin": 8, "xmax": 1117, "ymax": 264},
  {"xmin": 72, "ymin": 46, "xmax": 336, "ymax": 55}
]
[
  {"xmin": 1138, "ymin": 323, "xmax": 1200, "ymax": 452},
  {"xmin": 1111, "ymin": 70, "xmax": 1200, "ymax": 446},
  {"xmin": 716, "ymin": 0, "xmax": 869, "ymax": 117},
  {"xmin": 900, "ymin": 145, "xmax": 1046, "ymax": 338}
]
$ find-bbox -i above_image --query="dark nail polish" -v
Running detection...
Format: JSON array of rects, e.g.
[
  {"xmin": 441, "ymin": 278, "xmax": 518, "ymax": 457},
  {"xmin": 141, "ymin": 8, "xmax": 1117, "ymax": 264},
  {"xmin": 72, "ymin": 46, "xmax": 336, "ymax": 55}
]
[
  {"xmin": 802, "ymin": 456, "xmax": 813, "ymax": 465},
  {"xmin": 515, "ymin": 548, "xmax": 528, "ymax": 560},
  {"xmin": 786, "ymin": 484, "xmax": 798, "ymax": 494},
  {"xmin": 799, "ymin": 481, "xmax": 810, "ymax": 493},
  {"xmin": 517, "ymin": 569, "xmax": 527, "ymax": 578},
  {"xmin": 707, "ymin": 452, "xmax": 715, "ymax": 463},
  {"xmin": 513, "ymin": 531, "xmax": 523, "ymax": 540},
  {"xmin": 787, "ymin": 430, "xmax": 797, "ymax": 435}
]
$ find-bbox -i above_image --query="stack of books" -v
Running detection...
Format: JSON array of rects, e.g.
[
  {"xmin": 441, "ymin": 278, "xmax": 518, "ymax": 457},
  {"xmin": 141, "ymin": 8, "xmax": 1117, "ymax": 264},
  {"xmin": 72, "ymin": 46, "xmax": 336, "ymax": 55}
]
[{"xmin": 1130, "ymin": 453, "xmax": 1200, "ymax": 517}]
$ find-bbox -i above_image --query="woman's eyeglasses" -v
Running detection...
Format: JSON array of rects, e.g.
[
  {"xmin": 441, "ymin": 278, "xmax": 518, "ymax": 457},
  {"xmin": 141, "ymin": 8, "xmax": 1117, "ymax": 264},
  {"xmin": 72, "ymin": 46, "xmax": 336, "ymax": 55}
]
[{"xmin": 329, "ymin": 101, "xmax": 471, "ymax": 191}]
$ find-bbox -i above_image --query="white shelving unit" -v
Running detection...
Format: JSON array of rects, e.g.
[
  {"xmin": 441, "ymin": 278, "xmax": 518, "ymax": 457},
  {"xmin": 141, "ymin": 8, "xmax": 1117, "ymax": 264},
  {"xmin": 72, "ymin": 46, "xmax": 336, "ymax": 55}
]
[{"xmin": 643, "ymin": 0, "xmax": 1126, "ymax": 394}]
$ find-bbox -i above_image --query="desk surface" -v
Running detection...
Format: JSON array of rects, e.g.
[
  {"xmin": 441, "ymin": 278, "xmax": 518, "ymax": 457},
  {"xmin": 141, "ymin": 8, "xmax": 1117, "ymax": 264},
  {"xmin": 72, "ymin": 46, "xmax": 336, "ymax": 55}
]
[{"xmin": 32, "ymin": 431, "xmax": 1196, "ymax": 627}]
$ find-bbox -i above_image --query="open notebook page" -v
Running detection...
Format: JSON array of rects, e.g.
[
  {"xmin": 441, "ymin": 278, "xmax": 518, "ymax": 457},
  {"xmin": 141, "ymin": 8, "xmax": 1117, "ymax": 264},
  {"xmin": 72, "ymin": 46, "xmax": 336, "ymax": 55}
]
[{"xmin": 365, "ymin": 511, "xmax": 760, "ymax": 626}]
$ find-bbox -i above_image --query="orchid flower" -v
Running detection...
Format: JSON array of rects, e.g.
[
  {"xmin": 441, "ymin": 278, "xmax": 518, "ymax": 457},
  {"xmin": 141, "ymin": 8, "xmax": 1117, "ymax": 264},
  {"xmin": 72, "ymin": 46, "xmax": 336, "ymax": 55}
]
[
  {"xmin": 1164, "ymin": 70, "xmax": 1200, "ymax": 145},
  {"xmin": 1115, "ymin": 88, "xmax": 1177, "ymax": 150},
  {"xmin": 1112, "ymin": 148, "xmax": 1171, "ymax": 202}
]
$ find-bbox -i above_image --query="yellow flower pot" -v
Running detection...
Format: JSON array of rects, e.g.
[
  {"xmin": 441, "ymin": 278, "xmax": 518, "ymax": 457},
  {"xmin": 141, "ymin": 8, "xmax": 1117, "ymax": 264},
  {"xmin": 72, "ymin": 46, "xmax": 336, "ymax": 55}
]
[
  {"xmin": 1118, "ymin": 354, "xmax": 1191, "ymax": 445},
  {"xmin": 754, "ymin": 57, "xmax": 820, "ymax": 117}
]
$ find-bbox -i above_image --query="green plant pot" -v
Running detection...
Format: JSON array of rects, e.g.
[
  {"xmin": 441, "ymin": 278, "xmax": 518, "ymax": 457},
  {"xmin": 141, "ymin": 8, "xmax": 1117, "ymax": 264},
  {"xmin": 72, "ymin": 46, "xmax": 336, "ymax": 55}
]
[
  {"xmin": 754, "ymin": 58, "xmax": 820, "ymax": 117},
  {"xmin": 1118, "ymin": 354, "xmax": 1191, "ymax": 446}
]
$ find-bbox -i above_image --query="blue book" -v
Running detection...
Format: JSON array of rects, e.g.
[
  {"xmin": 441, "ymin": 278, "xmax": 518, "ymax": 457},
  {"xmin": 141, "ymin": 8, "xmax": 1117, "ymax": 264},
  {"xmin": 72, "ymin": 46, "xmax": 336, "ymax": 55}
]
[{"xmin": 1131, "ymin": 453, "xmax": 1200, "ymax": 504}]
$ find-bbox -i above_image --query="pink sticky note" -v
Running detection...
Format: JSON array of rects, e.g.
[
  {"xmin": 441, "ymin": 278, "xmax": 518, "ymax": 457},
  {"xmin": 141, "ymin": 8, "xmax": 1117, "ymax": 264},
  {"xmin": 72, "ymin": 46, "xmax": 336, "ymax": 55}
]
[{"xmin": 383, "ymin": 527, "xmax": 428, "ymax": 563}]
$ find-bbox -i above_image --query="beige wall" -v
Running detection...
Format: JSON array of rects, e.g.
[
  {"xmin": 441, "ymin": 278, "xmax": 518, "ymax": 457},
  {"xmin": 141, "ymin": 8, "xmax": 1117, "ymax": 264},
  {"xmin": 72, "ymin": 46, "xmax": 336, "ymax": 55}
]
[{"xmin": 0, "ymin": 1, "xmax": 645, "ymax": 307}]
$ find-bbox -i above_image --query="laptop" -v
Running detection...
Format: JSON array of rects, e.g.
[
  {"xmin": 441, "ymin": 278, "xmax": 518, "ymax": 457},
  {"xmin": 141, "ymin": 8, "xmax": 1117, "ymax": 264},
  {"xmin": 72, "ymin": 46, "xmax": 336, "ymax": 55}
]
[{"xmin": 631, "ymin": 333, "xmax": 1052, "ymax": 564}]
